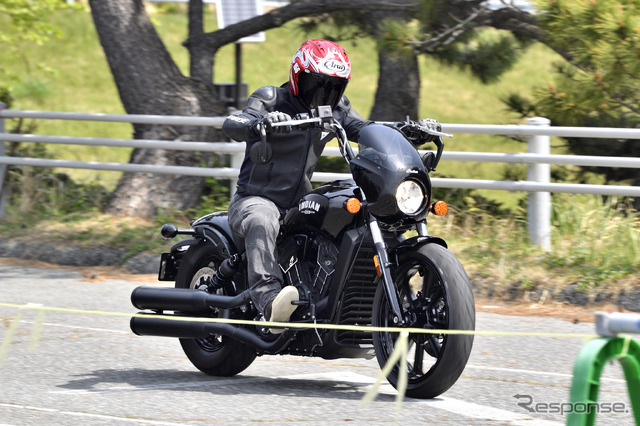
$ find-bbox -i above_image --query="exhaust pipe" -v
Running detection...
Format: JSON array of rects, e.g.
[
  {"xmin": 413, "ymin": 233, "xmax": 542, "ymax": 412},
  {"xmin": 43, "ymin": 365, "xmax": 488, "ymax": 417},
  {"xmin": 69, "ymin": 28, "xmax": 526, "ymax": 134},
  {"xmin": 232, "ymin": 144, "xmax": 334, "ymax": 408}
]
[
  {"xmin": 130, "ymin": 313, "xmax": 291, "ymax": 352},
  {"xmin": 131, "ymin": 286, "xmax": 251, "ymax": 312}
]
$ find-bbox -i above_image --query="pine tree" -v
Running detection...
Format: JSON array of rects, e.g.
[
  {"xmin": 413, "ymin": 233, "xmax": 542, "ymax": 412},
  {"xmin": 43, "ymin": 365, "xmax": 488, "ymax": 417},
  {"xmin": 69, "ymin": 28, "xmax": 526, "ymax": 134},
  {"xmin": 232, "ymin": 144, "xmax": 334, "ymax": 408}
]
[{"xmin": 514, "ymin": 0, "xmax": 640, "ymax": 191}]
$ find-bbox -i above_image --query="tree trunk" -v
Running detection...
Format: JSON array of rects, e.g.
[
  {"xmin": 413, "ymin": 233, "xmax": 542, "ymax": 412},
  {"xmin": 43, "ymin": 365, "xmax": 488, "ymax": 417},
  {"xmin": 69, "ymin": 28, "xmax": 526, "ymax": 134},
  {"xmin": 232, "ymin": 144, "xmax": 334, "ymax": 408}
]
[
  {"xmin": 369, "ymin": 51, "xmax": 420, "ymax": 121},
  {"xmin": 89, "ymin": 0, "xmax": 223, "ymax": 217},
  {"xmin": 368, "ymin": 7, "xmax": 420, "ymax": 121}
]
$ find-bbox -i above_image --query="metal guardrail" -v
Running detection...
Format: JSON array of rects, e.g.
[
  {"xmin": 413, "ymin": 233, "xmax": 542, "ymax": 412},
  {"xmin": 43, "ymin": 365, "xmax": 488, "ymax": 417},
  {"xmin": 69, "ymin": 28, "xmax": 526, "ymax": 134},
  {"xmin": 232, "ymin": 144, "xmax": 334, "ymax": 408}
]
[{"xmin": 1, "ymin": 107, "xmax": 639, "ymax": 250}]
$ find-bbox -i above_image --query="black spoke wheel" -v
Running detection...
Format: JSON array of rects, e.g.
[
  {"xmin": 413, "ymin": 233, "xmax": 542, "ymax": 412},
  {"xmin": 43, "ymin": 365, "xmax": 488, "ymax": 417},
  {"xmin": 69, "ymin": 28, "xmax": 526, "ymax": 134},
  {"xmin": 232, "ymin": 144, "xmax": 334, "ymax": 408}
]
[
  {"xmin": 372, "ymin": 243, "xmax": 475, "ymax": 399},
  {"xmin": 175, "ymin": 243, "xmax": 257, "ymax": 377}
]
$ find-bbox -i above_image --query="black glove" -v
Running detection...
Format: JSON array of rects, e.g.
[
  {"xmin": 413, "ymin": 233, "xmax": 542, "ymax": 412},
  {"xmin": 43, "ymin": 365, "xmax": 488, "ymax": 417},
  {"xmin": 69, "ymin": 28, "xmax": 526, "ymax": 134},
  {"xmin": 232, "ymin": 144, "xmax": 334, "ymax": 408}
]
[
  {"xmin": 262, "ymin": 111, "xmax": 292, "ymax": 134},
  {"xmin": 393, "ymin": 120, "xmax": 424, "ymax": 145}
]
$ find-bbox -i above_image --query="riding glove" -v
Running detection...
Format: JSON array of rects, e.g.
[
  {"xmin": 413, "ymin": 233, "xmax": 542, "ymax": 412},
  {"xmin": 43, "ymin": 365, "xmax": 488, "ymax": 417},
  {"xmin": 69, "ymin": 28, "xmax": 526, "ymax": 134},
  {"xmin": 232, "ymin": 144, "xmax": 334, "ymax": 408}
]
[
  {"xmin": 418, "ymin": 118, "xmax": 442, "ymax": 141},
  {"xmin": 262, "ymin": 111, "xmax": 293, "ymax": 134},
  {"xmin": 394, "ymin": 118, "xmax": 441, "ymax": 145}
]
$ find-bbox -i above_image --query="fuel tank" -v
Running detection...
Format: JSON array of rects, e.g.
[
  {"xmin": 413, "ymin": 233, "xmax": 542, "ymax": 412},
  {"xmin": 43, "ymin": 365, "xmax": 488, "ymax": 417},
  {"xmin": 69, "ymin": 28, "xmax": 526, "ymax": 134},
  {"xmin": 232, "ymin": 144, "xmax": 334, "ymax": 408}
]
[{"xmin": 283, "ymin": 179, "xmax": 361, "ymax": 238}]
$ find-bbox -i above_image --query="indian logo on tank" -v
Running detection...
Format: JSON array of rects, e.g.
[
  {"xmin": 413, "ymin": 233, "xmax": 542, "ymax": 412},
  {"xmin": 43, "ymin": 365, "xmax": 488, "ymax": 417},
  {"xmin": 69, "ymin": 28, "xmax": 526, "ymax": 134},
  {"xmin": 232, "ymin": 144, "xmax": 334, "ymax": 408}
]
[{"xmin": 299, "ymin": 199, "xmax": 320, "ymax": 214}]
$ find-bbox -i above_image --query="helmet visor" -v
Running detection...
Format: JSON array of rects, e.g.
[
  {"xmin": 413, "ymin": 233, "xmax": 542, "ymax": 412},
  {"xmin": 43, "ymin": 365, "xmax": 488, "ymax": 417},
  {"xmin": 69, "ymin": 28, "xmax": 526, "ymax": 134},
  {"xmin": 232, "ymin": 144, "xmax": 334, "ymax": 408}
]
[{"xmin": 297, "ymin": 72, "xmax": 349, "ymax": 110}]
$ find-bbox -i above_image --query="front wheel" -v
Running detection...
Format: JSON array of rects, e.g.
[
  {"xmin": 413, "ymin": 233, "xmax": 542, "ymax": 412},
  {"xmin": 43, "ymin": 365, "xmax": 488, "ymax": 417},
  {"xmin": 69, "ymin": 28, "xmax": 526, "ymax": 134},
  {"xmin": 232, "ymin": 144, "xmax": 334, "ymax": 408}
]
[
  {"xmin": 175, "ymin": 242, "xmax": 257, "ymax": 377},
  {"xmin": 372, "ymin": 243, "xmax": 475, "ymax": 399}
]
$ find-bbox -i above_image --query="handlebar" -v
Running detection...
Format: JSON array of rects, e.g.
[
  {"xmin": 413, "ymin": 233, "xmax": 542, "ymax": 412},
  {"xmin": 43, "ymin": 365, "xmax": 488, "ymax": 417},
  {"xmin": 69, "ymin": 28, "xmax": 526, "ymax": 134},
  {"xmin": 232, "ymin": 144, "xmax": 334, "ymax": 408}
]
[
  {"xmin": 262, "ymin": 106, "xmax": 451, "ymax": 168},
  {"xmin": 268, "ymin": 115, "xmax": 453, "ymax": 139}
]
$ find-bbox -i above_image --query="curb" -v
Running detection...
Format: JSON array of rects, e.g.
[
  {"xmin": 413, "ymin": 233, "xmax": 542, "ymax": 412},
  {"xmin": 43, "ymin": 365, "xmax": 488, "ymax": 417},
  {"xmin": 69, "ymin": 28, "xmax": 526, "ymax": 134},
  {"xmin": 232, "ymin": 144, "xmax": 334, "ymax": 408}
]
[{"xmin": 0, "ymin": 238, "xmax": 159, "ymax": 274}]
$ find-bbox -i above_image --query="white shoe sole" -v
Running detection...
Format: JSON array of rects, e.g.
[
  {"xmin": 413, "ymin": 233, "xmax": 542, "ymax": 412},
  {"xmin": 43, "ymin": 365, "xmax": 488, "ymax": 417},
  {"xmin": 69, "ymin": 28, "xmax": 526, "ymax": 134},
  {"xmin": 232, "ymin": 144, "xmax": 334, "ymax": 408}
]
[{"xmin": 269, "ymin": 286, "xmax": 299, "ymax": 334}]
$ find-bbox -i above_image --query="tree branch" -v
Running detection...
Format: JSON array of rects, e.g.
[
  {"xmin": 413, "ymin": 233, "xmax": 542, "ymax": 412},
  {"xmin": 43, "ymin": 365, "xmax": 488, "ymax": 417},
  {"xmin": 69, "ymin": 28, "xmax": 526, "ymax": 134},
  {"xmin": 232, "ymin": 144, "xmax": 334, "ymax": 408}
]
[
  {"xmin": 480, "ymin": 6, "xmax": 545, "ymax": 42},
  {"xmin": 411, "ymin": 8, "xmax": 483, "ymax": 52},
  {"xmin": 193, "ymin": 0, "xmax": 419, "ymax": 54}
]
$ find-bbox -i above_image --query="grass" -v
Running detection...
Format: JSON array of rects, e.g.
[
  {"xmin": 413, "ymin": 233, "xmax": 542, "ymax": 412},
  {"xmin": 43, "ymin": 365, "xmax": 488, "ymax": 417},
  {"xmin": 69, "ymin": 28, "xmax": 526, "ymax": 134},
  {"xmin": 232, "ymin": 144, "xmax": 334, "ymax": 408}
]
[
  {"xmin": 0, "ymin": 7, "xmax": 638, "ymax": 293},
  {"xmin": 427, "ymin": 194, "xmax": 640, "ymax": 296}
]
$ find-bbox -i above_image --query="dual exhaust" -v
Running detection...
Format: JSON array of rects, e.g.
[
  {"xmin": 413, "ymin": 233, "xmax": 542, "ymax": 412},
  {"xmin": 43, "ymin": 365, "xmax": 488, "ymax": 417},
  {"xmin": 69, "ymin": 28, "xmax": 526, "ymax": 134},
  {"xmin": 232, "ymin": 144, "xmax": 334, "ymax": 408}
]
[{"xmin": 129, "ymin": 286, "xmax": 291, "ymax": 352}]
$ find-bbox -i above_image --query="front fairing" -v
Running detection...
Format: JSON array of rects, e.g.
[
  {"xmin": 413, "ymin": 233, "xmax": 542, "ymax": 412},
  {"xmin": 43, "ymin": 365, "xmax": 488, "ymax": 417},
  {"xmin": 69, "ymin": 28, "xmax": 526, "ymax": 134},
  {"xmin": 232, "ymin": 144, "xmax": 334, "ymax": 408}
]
[{"xmin": 350, "ymin": 124, "xmax": 431, "ymax": 226}]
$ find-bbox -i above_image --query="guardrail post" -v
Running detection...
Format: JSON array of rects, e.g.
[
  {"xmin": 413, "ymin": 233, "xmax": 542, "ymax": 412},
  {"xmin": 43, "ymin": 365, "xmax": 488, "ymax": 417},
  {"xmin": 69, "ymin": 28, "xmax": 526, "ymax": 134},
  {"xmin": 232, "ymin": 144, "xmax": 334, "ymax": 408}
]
[
  {"xmin": 526, "ymin": 117, "xmax": 551, "ymax": 251},
  {"xmin": 0, "ymin": 102, "xmax": 6, "ymax": 220},
  {"xmin": 230, "ymin": 150, "xmax": 243, "ymax": 198}
]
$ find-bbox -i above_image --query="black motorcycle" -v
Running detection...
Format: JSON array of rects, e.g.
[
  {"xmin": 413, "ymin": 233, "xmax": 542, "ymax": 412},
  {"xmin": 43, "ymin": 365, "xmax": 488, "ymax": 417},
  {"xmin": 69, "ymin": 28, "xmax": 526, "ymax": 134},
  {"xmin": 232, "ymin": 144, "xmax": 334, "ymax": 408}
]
[{"xmin": 129, "ymin": 106, "xmax": 475, "ymax": 399}]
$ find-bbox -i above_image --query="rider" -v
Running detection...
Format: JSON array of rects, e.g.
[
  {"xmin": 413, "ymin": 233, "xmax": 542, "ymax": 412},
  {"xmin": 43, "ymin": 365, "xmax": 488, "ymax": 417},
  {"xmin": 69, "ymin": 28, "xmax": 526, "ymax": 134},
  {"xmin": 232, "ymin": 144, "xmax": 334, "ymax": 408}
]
[
  {"xmin": 222, "ymin": 39, "xmax": 371, "ymax": 331},
  {"xmin": 222, "ymin": 39, "xmax": 440, "ymax": 332}
]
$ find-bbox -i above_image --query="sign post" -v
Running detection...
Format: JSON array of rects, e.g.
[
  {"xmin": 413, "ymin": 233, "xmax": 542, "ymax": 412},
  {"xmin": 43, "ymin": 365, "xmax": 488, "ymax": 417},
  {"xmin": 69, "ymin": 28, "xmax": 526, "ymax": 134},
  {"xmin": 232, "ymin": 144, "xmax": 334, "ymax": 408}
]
[{"xmin": 216, "ymin": 0, "xmax": 266, "ymax": 108}]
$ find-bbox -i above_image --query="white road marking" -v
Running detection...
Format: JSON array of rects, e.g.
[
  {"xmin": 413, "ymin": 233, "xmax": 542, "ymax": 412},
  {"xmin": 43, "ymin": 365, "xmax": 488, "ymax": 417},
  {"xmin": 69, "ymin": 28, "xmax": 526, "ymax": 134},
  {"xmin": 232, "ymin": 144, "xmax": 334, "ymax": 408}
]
[
  {"xmin": 422, "ymin": 397, "xmax": 562, "ymax": 425},
  {"xmin": 466, "ymin": 363, "xmax": 625, "ymax": 383},
  {"xmin": 19, "ymin": 320, "xmax": 129, "ymax": 334},
  {"xmin": 0, "ymin": 402, "xmax": 192, "ymax": 425}
]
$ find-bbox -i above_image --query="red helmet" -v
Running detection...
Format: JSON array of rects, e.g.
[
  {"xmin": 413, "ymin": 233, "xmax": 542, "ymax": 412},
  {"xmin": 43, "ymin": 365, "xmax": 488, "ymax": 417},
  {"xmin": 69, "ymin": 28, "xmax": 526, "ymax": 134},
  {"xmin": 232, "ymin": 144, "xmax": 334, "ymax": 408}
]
[{"xmin": 289, "ymin": 39, "xmax": 351, "ymax": 110}]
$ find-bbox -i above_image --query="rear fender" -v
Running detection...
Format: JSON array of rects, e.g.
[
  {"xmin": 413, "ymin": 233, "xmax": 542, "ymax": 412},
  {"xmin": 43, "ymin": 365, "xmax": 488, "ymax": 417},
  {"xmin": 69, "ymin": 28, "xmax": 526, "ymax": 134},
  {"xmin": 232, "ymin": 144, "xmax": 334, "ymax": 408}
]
[{"xmin": 158, "ymin": 223, "xmax": 238, "ymax": 281}]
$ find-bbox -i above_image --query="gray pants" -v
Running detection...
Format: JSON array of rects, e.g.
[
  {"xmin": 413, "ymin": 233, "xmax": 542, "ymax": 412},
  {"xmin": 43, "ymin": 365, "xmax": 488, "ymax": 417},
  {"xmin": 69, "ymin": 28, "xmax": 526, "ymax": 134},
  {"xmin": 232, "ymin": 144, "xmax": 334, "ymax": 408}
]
[{"xmin": 228, "ymin": 194, "xmax": 284, "ymax": 315}]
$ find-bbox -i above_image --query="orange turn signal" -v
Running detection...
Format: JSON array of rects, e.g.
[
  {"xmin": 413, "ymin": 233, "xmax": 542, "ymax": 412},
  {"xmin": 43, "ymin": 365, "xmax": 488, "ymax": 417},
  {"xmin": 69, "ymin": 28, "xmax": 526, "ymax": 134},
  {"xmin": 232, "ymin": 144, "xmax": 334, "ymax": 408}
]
[
  {"xmin": 345, "ymin": 197, "xmax": 361, "ymax": 214},
  {"xmin": 373, "ymin": 255, "xmax": 382, "ymax": 277},
  {"xmin": 430, "ymin": 200, "xmax": 448, "ymax": 216}
]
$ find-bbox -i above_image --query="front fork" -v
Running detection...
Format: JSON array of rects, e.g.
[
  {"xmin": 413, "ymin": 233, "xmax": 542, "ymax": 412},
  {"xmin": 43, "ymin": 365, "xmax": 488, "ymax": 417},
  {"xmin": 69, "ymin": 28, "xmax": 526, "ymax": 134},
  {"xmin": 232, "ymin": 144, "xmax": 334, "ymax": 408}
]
[{"xmin": 368, "ymin": 213, "xmax": 409, "ymax": 326}]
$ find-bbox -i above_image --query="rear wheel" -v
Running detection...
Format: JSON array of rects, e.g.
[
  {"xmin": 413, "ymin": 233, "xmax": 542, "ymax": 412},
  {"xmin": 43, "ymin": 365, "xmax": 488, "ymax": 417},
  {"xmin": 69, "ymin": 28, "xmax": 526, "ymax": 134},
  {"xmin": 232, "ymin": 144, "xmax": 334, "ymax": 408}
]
[
  {"xmin": 175, "ymin": 243, "xmax": 257, "ymax": 376},
  {"xmin": 372, "ymin": 243, "xmax": 475, "ymax": 399}
]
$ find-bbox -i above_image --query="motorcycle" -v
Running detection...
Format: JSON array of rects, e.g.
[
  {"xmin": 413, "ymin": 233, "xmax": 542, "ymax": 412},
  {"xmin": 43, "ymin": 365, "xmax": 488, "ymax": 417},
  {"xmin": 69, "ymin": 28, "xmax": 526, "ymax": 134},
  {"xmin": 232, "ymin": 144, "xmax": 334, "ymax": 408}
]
[{"xmin": 129, "ymin": 106, "xmax": 475, "ymax": 399}]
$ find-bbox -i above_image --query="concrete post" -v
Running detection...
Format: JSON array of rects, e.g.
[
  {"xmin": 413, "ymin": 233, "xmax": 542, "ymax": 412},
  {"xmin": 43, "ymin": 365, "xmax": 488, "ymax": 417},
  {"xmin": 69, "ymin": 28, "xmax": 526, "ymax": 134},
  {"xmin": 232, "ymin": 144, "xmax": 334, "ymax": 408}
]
[
  {"xmin": 0, "ymin": 102, "xmax": 6, "ymax": 220},
  {"xmin": 526, "ymin": 117, "xmax": 551, "ymax": 251}
]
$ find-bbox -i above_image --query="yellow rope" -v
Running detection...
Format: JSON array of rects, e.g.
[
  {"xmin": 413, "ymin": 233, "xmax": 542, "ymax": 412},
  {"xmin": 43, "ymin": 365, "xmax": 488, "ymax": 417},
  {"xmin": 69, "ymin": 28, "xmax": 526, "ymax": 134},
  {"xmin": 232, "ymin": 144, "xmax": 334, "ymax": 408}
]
[{"xmin": 0, "ymin": 302, "xmax": 600, "ymax": 338}]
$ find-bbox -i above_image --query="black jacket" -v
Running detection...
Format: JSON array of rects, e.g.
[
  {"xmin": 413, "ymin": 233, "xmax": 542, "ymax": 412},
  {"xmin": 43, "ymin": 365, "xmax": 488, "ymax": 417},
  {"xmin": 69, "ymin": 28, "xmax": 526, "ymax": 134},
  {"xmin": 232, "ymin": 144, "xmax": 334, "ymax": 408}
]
[{"xmin": 223, "ymin": 83, "xmax": 370, "ymax": 210}]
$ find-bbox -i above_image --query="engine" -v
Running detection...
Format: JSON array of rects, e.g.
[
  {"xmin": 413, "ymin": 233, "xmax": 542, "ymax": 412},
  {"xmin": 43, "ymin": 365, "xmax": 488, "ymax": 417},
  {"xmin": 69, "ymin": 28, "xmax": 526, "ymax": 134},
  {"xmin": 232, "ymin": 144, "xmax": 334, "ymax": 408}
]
[{"xmin": 277, "ymin": 233, "xmax": 339, "ymax": 315}]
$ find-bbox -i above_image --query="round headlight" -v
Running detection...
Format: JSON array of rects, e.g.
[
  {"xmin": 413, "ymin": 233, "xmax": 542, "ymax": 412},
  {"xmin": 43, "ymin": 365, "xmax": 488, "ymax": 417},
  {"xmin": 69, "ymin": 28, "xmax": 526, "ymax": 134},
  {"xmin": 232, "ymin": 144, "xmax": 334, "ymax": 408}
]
[{"xmin": 396, "ymin": 180, "xmax": 425, "ymax": 215}]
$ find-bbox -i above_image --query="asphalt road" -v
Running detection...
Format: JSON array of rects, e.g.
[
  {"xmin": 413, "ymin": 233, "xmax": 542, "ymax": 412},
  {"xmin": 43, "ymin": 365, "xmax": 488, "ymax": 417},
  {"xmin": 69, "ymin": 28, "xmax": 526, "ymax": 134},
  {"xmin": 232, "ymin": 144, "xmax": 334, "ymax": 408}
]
[{"xmin": 0, "ymin": 262, "xmax": 634, "ymax": 425}]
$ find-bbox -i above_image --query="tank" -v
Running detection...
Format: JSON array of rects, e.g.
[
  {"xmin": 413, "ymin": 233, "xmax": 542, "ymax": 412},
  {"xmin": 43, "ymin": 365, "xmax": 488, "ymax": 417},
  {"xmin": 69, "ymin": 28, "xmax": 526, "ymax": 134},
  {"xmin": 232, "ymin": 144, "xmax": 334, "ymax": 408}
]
[{"xmin": 283, "ymin": 180, "xmax": 361, "ymax": 238}]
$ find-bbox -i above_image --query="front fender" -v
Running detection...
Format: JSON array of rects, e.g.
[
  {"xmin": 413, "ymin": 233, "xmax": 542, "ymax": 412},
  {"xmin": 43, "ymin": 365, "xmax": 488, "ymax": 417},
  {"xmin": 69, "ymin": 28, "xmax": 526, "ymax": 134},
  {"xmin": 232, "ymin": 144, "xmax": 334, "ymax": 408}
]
[{"xmin": 390, "ymin": 235, "xmax": 448, "ymax": 260}]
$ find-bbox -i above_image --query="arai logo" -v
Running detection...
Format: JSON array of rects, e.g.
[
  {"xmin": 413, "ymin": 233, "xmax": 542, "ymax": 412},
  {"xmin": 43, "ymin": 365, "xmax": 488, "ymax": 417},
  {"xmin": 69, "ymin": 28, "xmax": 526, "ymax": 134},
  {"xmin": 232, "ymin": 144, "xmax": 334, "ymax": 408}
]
[
  {"xmin": 299, "ymin": 200, "xmax": 320, "ymax": 214},
  {"xmin": 323, "ymin": 60, "xmax": 348, "ymax": 75}
]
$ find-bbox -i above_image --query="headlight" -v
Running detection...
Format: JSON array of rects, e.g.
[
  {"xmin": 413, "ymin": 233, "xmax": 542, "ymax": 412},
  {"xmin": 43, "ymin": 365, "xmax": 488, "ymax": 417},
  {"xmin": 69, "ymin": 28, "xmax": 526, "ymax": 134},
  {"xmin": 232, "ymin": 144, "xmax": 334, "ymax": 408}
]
[{"xmin": 395, "ymin": 180, "xmax": 425, "ymax": 215}]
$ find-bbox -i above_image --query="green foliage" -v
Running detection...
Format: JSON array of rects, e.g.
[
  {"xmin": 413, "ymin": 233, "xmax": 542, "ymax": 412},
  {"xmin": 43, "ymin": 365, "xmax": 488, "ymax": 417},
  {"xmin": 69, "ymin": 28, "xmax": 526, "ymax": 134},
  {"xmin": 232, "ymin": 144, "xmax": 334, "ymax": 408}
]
[
  {"xmin": 417, "ymin": 0, "xmax": 447, "ymax": 29},
  {"xmin": 504, "ymin": 0, "xmax": 640, "ymax": 187},
  {"xmin": 0, "ymin": 85, "xmax": 14, "ymax": 108},
  {"xmin": 0, "ymin": 0, "xmax": 84, "ymax": 68},
  {"xmin": 432, "ymin": 184, "xmax": 508, "ymax": 218},
  {"xmin": 436, "ymin": 30, "xmax": 523, "ymax": 84},
  {"xmin": 4, "ymin": 142, "xmax": 109, "ymax": 217},
  {"xmin": 377, "ymin": 18, "xmax": 419, "ymax": 63},
  {"xmin": 430, "ymin": 193, "xmax": 639, "ymax": 290},
  {"xmin": 1, "ymin": 0, "xmax": 65, "ymax": 46},
  {"xmin": 535, "ymin": 0, "xmax": 640, "ymax": 116},
  {"xmin": 296, "ymin": 10, "xmax": 371, "ymax": 42},
  {"xmin": 193, "ymin": 176, "xmax": 232, "ymax": 217},
  {"xmin": 545, "ymin": 194, "xmax": 639, "ymax": 289},
  {"xmin": 0, "ymin": 0, "xmax": 83, "ymax": 115},
  {"xmin": 13, "ymin": 75, "xmax": 53, "ymax": 104}
]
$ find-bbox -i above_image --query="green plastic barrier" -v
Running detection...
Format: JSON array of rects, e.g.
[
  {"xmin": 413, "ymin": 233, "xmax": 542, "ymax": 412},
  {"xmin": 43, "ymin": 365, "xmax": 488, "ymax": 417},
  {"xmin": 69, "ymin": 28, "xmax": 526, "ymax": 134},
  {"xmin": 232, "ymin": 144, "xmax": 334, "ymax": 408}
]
[{"xmin": 567, "ymin": 336, "xmax": 640, "ymax": 425}]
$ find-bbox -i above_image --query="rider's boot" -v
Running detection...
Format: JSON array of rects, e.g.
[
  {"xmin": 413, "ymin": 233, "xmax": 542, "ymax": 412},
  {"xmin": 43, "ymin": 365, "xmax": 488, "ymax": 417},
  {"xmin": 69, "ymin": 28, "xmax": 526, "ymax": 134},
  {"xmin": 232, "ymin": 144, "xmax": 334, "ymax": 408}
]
[{"xmin": 266, "ymin": 286, "xmax": 299, "ymax": 334}]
